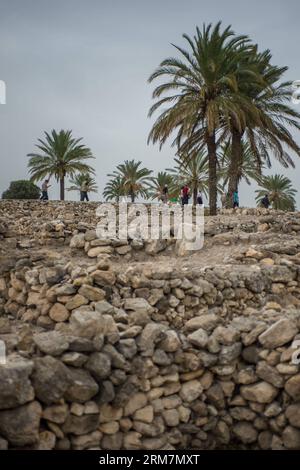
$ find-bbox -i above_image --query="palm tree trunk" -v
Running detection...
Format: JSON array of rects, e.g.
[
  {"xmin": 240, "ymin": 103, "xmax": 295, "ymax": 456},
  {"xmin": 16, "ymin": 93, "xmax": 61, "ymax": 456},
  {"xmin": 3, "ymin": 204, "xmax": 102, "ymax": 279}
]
[
  {"xmin": 227, "ymin": 127, "xmax": 243, "ymax": 207},
  {"xmin": 130, "ymin": 191, "xmax": 135, "ymax": 203},
  {"xmin": 60, "ymin": 177, "xmax": 65, "ymax": 201},
  {"xmin": 206, "ymin": 132, "xmax": 217, "ymax": 215},
  {"xmin": 193, "ymin": 186, "xmax": 197, "ymax": 206}
]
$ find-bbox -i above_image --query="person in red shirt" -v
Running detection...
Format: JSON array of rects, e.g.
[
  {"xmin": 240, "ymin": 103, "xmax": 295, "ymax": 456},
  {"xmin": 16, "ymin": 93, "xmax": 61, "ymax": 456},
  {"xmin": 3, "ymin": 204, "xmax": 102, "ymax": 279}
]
[{"xmin": 181, "ymin": 184, "xmax": 190, "ymax": 206}]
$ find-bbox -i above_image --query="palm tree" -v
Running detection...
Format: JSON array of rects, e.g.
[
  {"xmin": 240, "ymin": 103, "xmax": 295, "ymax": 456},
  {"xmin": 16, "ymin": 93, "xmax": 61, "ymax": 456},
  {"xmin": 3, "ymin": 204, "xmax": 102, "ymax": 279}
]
[
  {"xmin": 227, "ymin": 48, "xmax": 300, "ymax": 199},
  {"xmin": 67, "ymin": 173, "xmax": 98, "ymax": 196},
  {"xmin": 219, "ymin": 141, "xmax": 264, "ymax": 190},
  {"xmin": 148, "ymin": 23, "xmax": 261, "ymax": 215},
  {"xmin": 147, "ymin": 171, "xmax": 176, "ymax": 201},
  {"xmin": 255, "ymin": 174, "xmax": 297, "ymax": 211},
  {"xmin": 168, "ymin": 151, "xmax": 210, "ymax": 205},
  {"xmin": 103, "ymin": 176, "xmax": 125, "ymax": 202},
  {"xmin": 27, "ymin": 129, "xmax": 95, "ymax": 200},
  {"xmin": 109, "ymin": 159, "xmax": 152, "ymax": 202}
]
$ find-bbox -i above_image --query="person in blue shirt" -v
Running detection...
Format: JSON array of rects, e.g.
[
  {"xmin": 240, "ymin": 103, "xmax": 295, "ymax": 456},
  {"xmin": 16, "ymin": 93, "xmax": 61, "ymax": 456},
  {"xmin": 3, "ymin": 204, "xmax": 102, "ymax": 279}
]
[{"xmin": 233, "ymin": 190, "xmax": 239, "ymax": 208}]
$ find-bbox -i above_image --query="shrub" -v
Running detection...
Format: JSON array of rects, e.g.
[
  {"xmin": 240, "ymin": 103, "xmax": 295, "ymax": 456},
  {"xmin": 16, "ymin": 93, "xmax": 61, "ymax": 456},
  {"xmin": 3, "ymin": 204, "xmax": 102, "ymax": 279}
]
[{"xmin": 2, "ymin": 180, "xmax": 41, "ymax": 200}]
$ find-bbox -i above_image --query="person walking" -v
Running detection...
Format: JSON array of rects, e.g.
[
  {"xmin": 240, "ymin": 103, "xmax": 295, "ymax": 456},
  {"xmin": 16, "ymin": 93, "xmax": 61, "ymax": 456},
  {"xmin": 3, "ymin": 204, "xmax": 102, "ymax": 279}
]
[
  {"xmin": 233, "ymin": 190, "xmax": 239, "ymax": 208},
  {"xmin": 261, "ymin": 194, "xmax": 270, "ymax": 209},
  {"xmin": 80, "ymin": 179, "xmax": 89, "ymax": 201},
  {"xmin": 196, "ymin": 191, "xmax": 203, "ymax": 205},
  {"xmin": 40, "ymin": 179, "xmax": 51, "ymax": 200},
  {"xmin": 181, "ymin": 184, "xmax": 190, "ymax": 206},
  {"xmin": 162, "ymin": 184, "xmax": 168, "ymax": 203}
]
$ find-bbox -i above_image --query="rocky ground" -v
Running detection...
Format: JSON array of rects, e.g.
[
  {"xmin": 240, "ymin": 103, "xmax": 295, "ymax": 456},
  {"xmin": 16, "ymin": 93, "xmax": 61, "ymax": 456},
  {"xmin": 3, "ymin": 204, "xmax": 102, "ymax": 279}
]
[{"xmin": 0, "ymin": 200, "xmax": 300, "ymax": 450}]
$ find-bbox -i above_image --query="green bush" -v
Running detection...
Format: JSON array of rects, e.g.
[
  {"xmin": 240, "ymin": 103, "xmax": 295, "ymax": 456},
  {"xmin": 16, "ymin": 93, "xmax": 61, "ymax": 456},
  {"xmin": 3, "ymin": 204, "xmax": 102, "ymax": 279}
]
[{"xmin": 2, "ymin": 180, "xmax": 41, "ymax": 200}]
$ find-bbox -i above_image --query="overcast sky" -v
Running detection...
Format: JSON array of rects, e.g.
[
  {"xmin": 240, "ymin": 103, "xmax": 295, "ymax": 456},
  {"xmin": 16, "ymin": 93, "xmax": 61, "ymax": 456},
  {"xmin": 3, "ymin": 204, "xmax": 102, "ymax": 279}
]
[{"xmin": 1, "ymin": 0, "xmax": 300, "ymax": 206}]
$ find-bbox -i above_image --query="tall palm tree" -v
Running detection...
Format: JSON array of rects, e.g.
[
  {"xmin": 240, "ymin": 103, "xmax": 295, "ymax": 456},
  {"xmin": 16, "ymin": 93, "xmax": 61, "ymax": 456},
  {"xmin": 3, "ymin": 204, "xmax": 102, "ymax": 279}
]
[
  {"xmin": 67, "ymin": 173, "xmax": 98, "ymax": 196},
  {"xmin": 219, "ymin": 141, "xmax": 264, "ymax": 190},
  {"xmin": 227, "ymin": 48, "xmax": 300, "ymax": 199},
  {"xmin": 148, "ymin": 23, "xmax": 261, "ymax": 215},
  {"xmin": 103, "ymin": 176, "xmax": 125, "ymax": 202},
  {"xmin": 109, "ymin": 159, "xmax": 152, "ymax": 202},
  {"xmin": 255, "ymin": 174, "xmax": 297, "ymax": 211},
  {"xmin": 27, "ymin": 129, "xmax": 95, "ymax": 200},
  {"xmin": 148, "ymin": 171, "xmax": 176, "ymax": 201},
  {"xmin": 168, "ymin": 151, "xmax": 210, "ymax": 205}
]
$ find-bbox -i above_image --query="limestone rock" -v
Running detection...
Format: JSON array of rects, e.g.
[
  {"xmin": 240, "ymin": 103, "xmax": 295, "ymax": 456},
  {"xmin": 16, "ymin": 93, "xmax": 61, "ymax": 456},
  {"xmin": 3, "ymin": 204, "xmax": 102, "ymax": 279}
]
[
  {"xmin": 85, "ymin": 352, "xmax": 111, "ymax": 380},
  {"xmin": 233, "ymin": 422, "xmax": 258, "ymax": 444},
  {"xmin": 49, "ymin": 302, "xmax": 70, "ymax": 322},
  {"xmin": 62, "ymin": 413, "xmax": 99, "ymax": 436},
  {"xmin": 33, "ymin": 331, "xmax": 69, "ymax": 356},
  {"xmin": 285, "ymin": 374, "xmax": 300, "ymax": 401},
  {"xmin": 184, "ymin": 314, "xmax": 219, "ymax": 332},
  {"xmin": 282, "ymin": 426, "xmax": 300, "ymax": 450},
  {"xmin": 0, "ymin": 401, "xmax": 42, "ymax": 446},
  {"xmin": 258, "ymin": 319, "xmax": 298, "ymax": 349},
  {"xmin": 32, "ymin": 356, "xmax": 72, "ymax": 404},
  {"xmin": 285, "ymin": 404, "xmax": 300, "ymax": 428},
  {"xmin": 180, "ymin": 380, "xmax": 203, "ymax": 403},
  {"xmin": 241, "ymin": 382, "xmax": 278, "ymax": 404},
  {"xmin": 0, "ymin": 355, "xmax": 34, "ymax": 409},
  {"xmin": 138, "ymin": 323, "xmax": 166, "ymax": 355},
  {"xmin": 187, "ymin": 328, "xmax": 209, "ymax": 348},
  {"xmin": 78, "ymin": 284, "xmax": 106, "ymax": 301},
  {"xmin": 65, "ymin": 367, "xmax": 99, "ymax": 403}
]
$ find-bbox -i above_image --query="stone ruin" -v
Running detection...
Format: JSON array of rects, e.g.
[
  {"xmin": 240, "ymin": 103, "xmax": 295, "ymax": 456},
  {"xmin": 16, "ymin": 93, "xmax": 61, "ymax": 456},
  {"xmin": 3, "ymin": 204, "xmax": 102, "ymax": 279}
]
[{"xmin": 0, "ymin": 200, "xmax": 300, "ymax": 450}]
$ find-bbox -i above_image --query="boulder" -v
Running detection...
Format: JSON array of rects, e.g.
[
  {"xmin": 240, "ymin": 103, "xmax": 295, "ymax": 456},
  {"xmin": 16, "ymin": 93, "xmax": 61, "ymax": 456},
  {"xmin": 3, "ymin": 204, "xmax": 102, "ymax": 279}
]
[
  {"xmin": 49, "ymin": 302, "xmax": 70, "ymax": 322},
  {"xmin": 187, "ymin": 328, "xmax": 209, "ymax": 348},
  {"xmin": 179, "ymin": 380, "xmax": 203, "ymax": 403},
  {"xmin": 85, "ymin": 352, "xmax": 112, "ymax": 380},
  {"xmin": 33, "ymin": 331, "xmax": 69, "ymax": 356},
  {"xmin": 233, "ymin": 422, "xmax": 258, "ymax": 444},
  {"xmin": 31, "ymin": 356, "xmax": 72, "ymax": 404},
  {"xmin": 0, "ymin": 401, "xmax": 42, "ymax": 446},
  {"xmin": 65, "ymin": 367, "xmax": 99, "ymax": 403},
  {"xmin": 0, "ymin": 355, "xmax": 34, "ymax": 409},
  {"xmin": 62, "ymin": 413, "xmax": 99, "ymax": 436},
  {"xmin": 285, "ymin": 374, "xmax": 300, "ymax": 401},
  {"xmin": 184, "ymin": 314, "xmax": 219, "ymax": 332},
  {"xmin": 285, "ymin": 404, "xmax": 300, "ymax": 428},
  {"xmin": 258, "ymin": 319, "xmax": 298, "ymax": 349},
  {"xmin": 78, "ymin": 284, "xmax": 106, "ymax": 301},
  {"xmin": 241, "ymin": 382, "xmax": 278, "ymax": 404}
]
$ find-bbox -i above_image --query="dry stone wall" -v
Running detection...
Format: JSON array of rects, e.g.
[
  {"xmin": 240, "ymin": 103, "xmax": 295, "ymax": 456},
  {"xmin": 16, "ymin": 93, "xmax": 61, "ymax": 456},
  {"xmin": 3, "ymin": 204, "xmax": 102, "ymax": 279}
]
[{"xmin": 1, "ymin": 258, "xmax": 300, "ymax": 450}]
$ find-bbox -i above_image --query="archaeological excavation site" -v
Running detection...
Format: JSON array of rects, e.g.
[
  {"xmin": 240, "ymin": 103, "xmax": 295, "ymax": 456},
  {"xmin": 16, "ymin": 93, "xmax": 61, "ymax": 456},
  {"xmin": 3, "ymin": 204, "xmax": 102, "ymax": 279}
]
[{"xmin": 0, "ymin": 200, "xmax": 300, "ymax": 451}]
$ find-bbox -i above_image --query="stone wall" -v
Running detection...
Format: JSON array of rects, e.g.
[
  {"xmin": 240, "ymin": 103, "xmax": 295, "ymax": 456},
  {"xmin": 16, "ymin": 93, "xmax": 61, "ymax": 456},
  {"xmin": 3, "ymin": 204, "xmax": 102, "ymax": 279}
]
[{"xmin": 1, "ymin": 259, "xmax": 300, "ymax": 450}]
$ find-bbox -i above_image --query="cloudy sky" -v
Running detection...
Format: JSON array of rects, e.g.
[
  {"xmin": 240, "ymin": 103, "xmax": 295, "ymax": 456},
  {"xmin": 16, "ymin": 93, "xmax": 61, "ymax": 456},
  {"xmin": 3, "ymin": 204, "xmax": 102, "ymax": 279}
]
[{"xmin": 1, "ymin": 0, "xmax": 300, "ymax": 206}]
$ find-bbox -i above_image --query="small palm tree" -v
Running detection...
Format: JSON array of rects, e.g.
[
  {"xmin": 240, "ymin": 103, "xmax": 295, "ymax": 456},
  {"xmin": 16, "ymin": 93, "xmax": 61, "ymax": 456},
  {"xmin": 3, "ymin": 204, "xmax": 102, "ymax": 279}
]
[
  {"xmin": 168, "ymin": 151, "xmax": 210, "ymax": 205},
  {"xmin": 148, "ymin": 172, "xmax": 176, "ymax": 201},
  {"xmin": 27, "ymin": 129, "xmax": 95, "ymax": 200},
  {"xmin": 109, "ymin": 159, "xmax": 152, "ymax": 202},
  {"xmin": 255, "ymin": 174, "xmax": 297, "ymax": 211},
  {"xmin": 103, "ymin": 176, "xmax": 126, "ymax": 202},
  {"xmin": 67, "ymin": 173, "xmax": 98, "ymax": 196}
]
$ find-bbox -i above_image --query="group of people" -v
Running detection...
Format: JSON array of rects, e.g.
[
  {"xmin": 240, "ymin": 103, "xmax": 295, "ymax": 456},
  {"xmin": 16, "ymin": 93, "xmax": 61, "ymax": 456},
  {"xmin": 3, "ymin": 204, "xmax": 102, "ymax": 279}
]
[
  {"xmin": 159, "ymin": 184, "xmax": 203, "ymax": 206},
  {"xmin": 40, "ymin": 178, "xmax": 90, "ymax": 201},
  {"xmin": 220, "ymin": 190, "xmax": 271, "ymax": 209},
  {"xmin": 40, "ymin": 177, "xmax": 271, "ymax": 209},
  {"xmin": 220, "ymin": 190, "xmax": 240, "ymax": 208}
]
